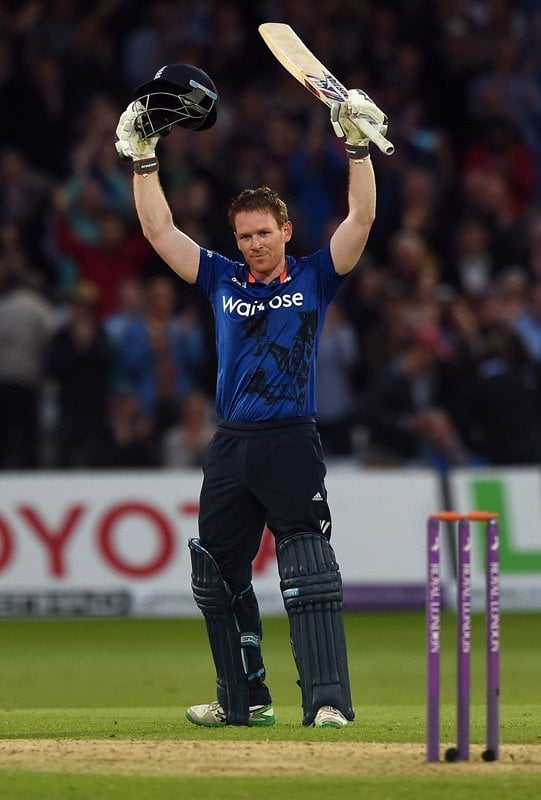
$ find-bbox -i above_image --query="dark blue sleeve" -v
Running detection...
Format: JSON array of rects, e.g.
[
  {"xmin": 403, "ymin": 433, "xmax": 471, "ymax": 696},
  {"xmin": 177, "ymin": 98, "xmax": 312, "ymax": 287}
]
[
  {"xmin": 300, "ymin": 243, "xmax": 347, "ymax": 306},
  {"xmin": 196, "ymin": 248, "xmax": 239, "ymax": 300},
  {"xmin": 195, "ymin": 247, "xmax": 215, "ymax": 299}
]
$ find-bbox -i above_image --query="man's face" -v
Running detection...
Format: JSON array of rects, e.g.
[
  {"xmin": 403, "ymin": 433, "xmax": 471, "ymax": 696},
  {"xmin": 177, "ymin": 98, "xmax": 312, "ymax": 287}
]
[{"xmin": 233, "ymin": 210, "xmax": 292, "ymax": 280}]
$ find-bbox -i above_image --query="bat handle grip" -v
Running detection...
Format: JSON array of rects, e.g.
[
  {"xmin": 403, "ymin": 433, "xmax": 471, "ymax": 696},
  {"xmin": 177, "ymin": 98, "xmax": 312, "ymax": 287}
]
[{"xmin": 355, "ymin": 119, "xmax": 395, "ymax": 156}]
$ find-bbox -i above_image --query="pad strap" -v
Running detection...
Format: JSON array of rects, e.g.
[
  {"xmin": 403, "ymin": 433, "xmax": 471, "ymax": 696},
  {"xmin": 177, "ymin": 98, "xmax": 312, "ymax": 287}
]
[
  {"xmin": 233, "ymin": 585, "xmax": 272, "ymax": 707},
  {"xmin": 189, "ymin": 538, "xmax": 249, "ymax": 725},
  {"xmin": 278, "ymin": 532, "xmax": 354, "ymax": 725}
]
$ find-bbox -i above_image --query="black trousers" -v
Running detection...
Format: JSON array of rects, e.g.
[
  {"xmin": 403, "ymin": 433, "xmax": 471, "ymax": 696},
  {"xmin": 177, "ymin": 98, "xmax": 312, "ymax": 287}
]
[{"xmin": 198, "ymin": 417, "xmax": 332, "ymax": 593}]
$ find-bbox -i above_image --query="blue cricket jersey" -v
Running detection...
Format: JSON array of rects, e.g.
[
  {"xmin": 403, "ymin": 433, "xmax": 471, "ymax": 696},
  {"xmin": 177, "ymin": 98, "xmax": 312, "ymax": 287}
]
[{"xmin": 196, "ymin": 243, "xmax": 346, "ymax": 422}]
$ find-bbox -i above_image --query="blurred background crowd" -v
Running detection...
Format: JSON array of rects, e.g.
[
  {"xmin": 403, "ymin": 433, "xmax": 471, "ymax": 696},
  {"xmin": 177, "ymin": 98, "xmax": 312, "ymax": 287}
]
[{"xmin": 0, "ymin": 0, "xmax": 540, "ymax": 472}]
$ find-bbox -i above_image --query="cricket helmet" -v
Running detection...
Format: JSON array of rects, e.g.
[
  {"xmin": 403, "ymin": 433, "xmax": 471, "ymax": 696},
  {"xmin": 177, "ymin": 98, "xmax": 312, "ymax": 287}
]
[{"xmin": 132, "ymin": 64, "xmax": 218, "ymax": 138}]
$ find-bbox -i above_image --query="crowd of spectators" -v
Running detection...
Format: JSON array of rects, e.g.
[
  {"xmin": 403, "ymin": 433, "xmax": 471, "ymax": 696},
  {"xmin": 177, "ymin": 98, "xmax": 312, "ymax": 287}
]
[{"xmin": 0, "ymin": 0, "xmax": 540, "ymax": 472}]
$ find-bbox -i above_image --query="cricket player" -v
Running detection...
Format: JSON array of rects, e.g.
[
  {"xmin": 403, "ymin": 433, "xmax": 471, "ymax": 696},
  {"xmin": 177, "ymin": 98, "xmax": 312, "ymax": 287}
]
[{"xmin": 115, "ymin": 63, "xmax": 388, "ymax": 728}]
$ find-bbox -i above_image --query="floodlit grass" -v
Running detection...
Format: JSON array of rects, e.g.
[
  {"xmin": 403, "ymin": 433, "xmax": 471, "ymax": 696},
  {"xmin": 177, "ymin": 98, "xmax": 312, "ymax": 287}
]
[
  {"xmin": 2, "ymin": 612, "xmax": 540, "ymax": 710},
  {"xmin": 0, "ymin": 613, "xmax": 540, "ymax": 799},
  {"xmin": 0, "ymin": 702, "xmax": 540, "ymax": 743},
  {"xmin": 2, "ymin": 772, "xmax": 541, "ymax": 800}
]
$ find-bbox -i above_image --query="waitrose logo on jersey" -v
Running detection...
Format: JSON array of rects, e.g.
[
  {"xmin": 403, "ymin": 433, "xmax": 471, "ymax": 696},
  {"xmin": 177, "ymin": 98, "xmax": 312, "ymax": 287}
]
[{"xmin": 222, "ymin": 292, "xmax": 304, "ymax": 316}]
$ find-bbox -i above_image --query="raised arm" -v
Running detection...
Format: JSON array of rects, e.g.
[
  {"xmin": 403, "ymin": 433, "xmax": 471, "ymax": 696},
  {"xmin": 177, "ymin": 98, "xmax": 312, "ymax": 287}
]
[
  {"xmin": 329, "ymin": 89, "xmax": 391, "ymax": 275},
  {"xmin": 133, "ymin": 170, "xmax": 200, "ymax": 284},
  {"xmin": 116, "ymin": 103, "xmax": 200, "ymax": 284},
  {"xmin": 330, "ymin": 158, "xmax": 376, "ymax": 275}
]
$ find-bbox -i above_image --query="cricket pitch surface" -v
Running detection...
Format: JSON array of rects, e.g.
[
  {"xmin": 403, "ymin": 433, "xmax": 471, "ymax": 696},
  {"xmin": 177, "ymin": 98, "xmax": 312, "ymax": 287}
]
[{"xmin": 0, "ymin": 740, "xmax": 540, "ymax": 776}]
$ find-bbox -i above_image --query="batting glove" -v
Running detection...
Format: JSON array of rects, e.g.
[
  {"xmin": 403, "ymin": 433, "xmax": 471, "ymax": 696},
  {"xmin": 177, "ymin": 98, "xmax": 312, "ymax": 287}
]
[
  {"xmin": 331, "ymin": 89, "xmax": 388, "ymax": 159},
  {"xmin": 115, "ymin": 102, "xmax": 160, "ymax": 175}
]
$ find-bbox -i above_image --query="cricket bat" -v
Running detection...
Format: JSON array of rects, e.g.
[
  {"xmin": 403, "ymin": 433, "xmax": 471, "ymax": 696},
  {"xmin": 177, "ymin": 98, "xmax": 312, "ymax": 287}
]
[{"xmin": 259, "ymin": 22, "xmax": 394, "ymax": 155}]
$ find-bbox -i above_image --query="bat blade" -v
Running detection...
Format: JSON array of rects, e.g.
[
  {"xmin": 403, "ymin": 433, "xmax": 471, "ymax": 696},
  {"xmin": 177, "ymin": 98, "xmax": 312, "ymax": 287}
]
[
  {"xmin": 259, "ymin": 22, "xmax": 347, "ymax": 107},
  {"xmin": 259, "ymin": 22, "xmax": 394, "ymax": 155}
]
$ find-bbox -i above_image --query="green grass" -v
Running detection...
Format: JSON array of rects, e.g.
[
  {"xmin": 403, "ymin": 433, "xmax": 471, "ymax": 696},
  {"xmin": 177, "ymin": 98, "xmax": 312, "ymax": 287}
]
[
  {"xmin": 1, "ymin": 703, "xmax": 540, "ymax": 744},
  {"xmin": 0, "ymin": 612, "xmax": 540, "ymax": 799},
  {"xmin": 2, "ymin": 772, "xmax": 539, "ymax": 800},
  {"xmin": 1, "ymin": 772, "xmax": 541, "ymax": 800},
  {"xmin": 1, "ymin": 612, "xmax": 540, "ymax": 709}
]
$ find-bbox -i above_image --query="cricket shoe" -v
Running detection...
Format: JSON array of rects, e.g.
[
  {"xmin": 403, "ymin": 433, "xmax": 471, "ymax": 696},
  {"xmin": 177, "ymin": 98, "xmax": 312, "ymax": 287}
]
[
  {"xmin": 185, "ymin": 700, "xmax": 275, "ymax": 727},
  {"xmin": 313, "ymin": 706, "xmax": 348, "ymax": 728}
]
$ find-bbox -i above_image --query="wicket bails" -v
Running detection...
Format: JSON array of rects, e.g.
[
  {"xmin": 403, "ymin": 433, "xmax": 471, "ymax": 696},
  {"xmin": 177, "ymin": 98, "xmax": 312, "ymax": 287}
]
[{"xmin": 426, "ymin": 511, "xmax": 500, "ymax": 763}]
